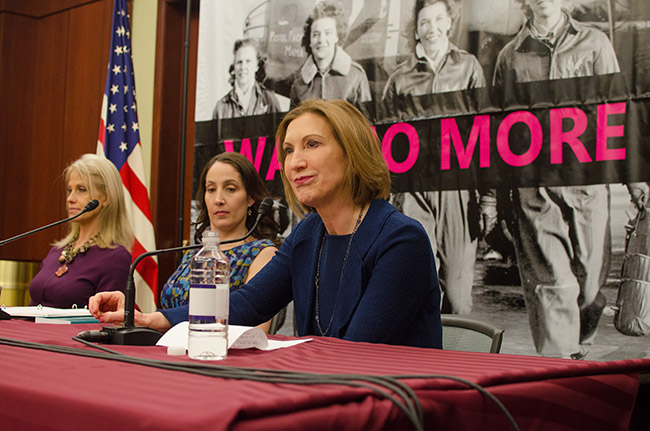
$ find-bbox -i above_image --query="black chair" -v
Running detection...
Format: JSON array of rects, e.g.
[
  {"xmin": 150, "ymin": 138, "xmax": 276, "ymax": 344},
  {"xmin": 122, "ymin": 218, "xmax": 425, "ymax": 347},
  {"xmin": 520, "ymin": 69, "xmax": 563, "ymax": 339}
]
[
  {"xmin": 268, "ymin": 306, "xmax": 287, "ymax": 335},
  {"xmin": 441, "ymin": 314, "xmax": 505, "ymax": 353}
]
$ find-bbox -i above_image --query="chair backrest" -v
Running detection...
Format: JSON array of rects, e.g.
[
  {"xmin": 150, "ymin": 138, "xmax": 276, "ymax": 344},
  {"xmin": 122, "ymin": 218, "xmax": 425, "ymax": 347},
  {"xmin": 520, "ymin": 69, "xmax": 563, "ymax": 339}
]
[
  {"xmin": 268, "ymin": 306, "xmax": 287, "ymax": 335},
  {"xmin": 441, "ymin": 315, "xmax": 505, "ymax": 353}
]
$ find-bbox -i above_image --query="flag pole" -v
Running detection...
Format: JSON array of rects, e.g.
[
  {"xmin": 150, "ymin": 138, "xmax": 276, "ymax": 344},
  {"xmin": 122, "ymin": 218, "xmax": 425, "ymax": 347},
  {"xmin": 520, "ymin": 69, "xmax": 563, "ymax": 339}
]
[{"xmin": 177, "ymin": 0, "xmax": 193, "ymax": 252}]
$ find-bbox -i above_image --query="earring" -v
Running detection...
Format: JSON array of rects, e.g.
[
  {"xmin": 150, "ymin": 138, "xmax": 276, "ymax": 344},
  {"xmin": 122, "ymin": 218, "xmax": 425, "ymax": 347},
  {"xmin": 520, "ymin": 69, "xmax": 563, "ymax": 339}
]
[{"xmin": 248, "ymin": 207, "xmax": 252, "ymax": 216}]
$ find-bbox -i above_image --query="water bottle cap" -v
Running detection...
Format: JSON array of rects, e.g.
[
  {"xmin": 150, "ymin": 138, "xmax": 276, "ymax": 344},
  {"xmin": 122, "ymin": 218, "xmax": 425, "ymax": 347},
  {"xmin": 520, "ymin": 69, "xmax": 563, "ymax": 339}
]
[
  {"xmin": 202, "ymin": 230, "xmax": 220, "ymax": 245},
  {"xmin": 167, "ymin": 345, "xmax": 187, "ymax": 356}
]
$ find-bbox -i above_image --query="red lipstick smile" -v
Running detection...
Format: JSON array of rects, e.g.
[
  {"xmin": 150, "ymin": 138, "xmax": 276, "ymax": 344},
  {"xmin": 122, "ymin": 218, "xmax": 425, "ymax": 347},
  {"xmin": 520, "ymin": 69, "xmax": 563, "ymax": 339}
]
[{"xmin": 294, "ymin": 175, "xmax": 313, "ymax": 186}]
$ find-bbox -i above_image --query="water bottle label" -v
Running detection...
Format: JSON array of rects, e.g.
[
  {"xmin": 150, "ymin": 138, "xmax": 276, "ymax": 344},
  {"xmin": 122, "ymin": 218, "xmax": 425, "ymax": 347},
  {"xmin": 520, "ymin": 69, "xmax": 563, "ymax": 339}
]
[
  {"xmin": 189, "ymin": 283, "xmax": 217, "ymax": 317},
  {"xmin": 189, "ymin": 283, "xmax": 229, "ymax": 319},
  {"xmin": 215, "ymin": 283, "xmax": 229, "ymax": 319}
]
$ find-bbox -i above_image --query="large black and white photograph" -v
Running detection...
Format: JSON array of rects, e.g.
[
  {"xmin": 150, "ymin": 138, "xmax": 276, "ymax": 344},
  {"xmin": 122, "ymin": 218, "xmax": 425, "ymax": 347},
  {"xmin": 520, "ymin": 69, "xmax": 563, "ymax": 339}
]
[
  {"xmin": 8, "ymin": 0, "xmax": 650, "ymax": 429},
  {"xmin": 193, "ymin": 0, "xmax": 650, "ymax": 360}
]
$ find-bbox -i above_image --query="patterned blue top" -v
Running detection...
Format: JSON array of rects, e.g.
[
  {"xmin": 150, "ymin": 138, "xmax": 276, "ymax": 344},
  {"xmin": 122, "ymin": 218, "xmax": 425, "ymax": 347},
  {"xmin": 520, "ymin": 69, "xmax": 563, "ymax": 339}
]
[{"xmin": 159, "ymin": 239, "xmax": 276, "ymax": 309}]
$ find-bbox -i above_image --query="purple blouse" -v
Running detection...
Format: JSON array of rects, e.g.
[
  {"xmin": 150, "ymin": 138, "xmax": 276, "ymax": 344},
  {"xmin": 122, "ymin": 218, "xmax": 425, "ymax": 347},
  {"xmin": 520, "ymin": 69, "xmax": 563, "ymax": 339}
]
[{"xmin": 28, "ymin": 244, "xmax": 131, "ymax": 309}]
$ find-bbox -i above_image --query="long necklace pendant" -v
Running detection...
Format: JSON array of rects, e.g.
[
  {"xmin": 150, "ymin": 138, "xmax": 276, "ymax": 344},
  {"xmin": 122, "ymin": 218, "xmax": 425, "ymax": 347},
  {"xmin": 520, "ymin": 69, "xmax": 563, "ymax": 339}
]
[{"xmin": 55, "ymin": 264, "xmax": 68, "ymax": 277}]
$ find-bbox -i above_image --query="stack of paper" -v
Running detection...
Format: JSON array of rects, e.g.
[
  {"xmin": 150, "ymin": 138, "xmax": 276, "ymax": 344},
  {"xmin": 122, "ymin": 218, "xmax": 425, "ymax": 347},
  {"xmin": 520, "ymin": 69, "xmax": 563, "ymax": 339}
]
[
  {"xmin": 2, "ymin": 306, "xmax": 99, "ymax": 324},
  {"xmin": 157, "ymin": 322, "xmax": 311, "ymax": 351}
]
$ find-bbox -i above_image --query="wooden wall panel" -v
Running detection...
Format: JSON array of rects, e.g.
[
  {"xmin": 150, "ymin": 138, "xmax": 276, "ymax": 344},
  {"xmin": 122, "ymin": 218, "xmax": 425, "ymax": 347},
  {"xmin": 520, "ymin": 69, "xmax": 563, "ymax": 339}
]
[
  {"xmin": 0, "ymin": 0, "xmax": 99, "ymax": 17},
  {"xmin": 151, "ymin": 0, "xmax": 199, "ymax": 286},
  {"xmin": 30, "ymin": 10, "xmax": 71, "ymax": 239},
  {"xmin": 0, "ymin": 11, "xmax": 7, "ymax": 253},
  {"xmin": 0, "ymin": 0, "xmax": 112, "ymax": 261},
  {"xmin": 62, "ymin": 1, "xmax": 112, "ymax": 163},
  {"xmin": 0, "ymin": 12, "xmax": 54, "ymax": 260},
  {"xmin": 0, "ymin": 0, "xmax": 198, "ymax": 297}
]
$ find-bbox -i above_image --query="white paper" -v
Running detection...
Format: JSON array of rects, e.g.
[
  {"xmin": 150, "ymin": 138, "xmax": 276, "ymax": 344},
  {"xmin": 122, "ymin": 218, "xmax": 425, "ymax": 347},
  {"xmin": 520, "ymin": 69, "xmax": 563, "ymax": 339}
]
[
  {"xmin": 2, "ymin": 306, "xmax": 92, "ymax": 318},
  {"xmin": 157, "ymin": 322, "xmax": 311, "ymax": 351},
  {"xmin": 34, "ymin": 317, "xmax": 72, "ymax": 324}
]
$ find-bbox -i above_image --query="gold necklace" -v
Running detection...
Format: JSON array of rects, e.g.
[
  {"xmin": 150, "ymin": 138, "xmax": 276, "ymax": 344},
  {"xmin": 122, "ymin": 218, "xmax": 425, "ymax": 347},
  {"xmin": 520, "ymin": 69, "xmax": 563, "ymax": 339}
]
[
  {"xmin": 314, "ymin": 205, "xmax": 365, "ymax": 336},
  {"xmin": 56, "ymin": 233, "xmax": 100, "ymax": 277}
]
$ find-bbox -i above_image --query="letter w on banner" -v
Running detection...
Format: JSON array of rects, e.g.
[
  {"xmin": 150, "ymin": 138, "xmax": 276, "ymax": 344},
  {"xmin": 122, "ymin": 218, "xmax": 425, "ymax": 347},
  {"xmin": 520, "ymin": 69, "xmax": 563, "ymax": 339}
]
[{"xmin": 97, "ymin": 0, "xmax": 158, "ymax": 312}]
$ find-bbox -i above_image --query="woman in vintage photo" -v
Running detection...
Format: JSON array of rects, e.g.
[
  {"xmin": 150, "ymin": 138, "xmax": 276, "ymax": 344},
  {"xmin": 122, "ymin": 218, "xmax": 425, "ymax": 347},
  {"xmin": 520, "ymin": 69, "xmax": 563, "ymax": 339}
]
[
  {"xmin": 213, "ymin": 38, "xmax": 281, "ymax": 119},
  {"xmin": 289, "ymin": 1, "xmax": 371, "ymax": 107},
  {"xmin": 382, "ymin": 0, "xmax": 493, "ymax": 317}
]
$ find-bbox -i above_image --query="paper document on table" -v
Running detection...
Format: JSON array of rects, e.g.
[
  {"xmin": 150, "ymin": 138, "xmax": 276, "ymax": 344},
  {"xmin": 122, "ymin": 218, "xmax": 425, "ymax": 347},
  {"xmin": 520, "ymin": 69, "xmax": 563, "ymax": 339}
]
[
  {"xmin": 2, "ymin": 306, "xmax": 92, "ymax": 318},
  {"xmin": 34, "ymin": 315, "xmax": 100, "ymax": 324},
  {"xmin": 157, "ymin": 322, "xmax": 311, "ymax": 351}
]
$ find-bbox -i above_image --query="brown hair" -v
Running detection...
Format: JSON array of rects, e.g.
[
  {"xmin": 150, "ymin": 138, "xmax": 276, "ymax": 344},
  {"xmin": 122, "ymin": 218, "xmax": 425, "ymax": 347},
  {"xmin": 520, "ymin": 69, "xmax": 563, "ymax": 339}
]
[
  {"xmin": 228, "ymin": 38, "xmax": 267, "ymax": 86},
  {"xmin": 415, "ymin": 0, "xmax": 460, "ymax": 26},
  {"xmin": 408, "ymin": 0, "xmax": 461, "ymax": 50},
  {"xmin": 275, "ymin": 99, "xmax": 391, "ymax": 217},
  {"xmin": 301, "ymin": 1, "xmax": 348, "ymax": 57},
  {"xmin": 194, "ymin": 152, "xmax": 280, "ymax": 245}
]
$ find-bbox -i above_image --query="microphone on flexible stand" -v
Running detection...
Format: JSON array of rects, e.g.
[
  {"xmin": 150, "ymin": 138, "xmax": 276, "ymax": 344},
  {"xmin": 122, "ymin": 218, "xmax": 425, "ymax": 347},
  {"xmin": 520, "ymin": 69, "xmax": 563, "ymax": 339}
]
[
  {"xmin": 0, "ymin": 200, "xmax": 100, "ymax": 248},
  {"xmin": 78, "ymin": 197, "xmax": 275, "ymax": 345}
]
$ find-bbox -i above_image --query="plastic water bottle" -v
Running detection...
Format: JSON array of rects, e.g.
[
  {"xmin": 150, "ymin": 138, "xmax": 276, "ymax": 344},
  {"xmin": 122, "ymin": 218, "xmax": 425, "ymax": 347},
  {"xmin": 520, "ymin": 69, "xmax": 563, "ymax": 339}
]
[{"xmin": 188, "ymin": 230, "xmax": 230, "ymax": 360}]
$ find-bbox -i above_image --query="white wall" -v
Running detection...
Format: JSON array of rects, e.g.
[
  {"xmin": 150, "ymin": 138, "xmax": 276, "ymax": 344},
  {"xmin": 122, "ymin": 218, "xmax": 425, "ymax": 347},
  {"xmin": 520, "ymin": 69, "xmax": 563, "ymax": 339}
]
[{"xmin": 130, "ymin": 0, "xmax": 158, "ymax": 191}]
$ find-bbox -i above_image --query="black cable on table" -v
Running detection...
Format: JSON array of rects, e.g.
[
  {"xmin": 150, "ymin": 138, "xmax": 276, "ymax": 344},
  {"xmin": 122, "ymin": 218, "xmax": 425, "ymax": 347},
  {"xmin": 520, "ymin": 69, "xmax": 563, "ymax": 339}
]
[{"xmin": 0, "ymin": 336, "xmax": 520, "ymax": 431}]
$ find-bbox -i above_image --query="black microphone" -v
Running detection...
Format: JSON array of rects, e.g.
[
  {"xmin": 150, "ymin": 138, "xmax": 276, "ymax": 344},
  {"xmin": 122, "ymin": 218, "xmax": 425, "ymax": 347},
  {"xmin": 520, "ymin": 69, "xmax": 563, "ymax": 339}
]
[
  {"xmin": 0, "ymin": 199, "xmax": 100, "ymax": 247},
  {"xmin": 82, "ymin": 199, "xmax": 100, "ymax": 212},
  {"xmin": 255, "ymin": 197, "xmax": 274, "ymax": 224},
  {"xmin": 80, "ymin": 197, "xmax": 275, "ymax": 345}
]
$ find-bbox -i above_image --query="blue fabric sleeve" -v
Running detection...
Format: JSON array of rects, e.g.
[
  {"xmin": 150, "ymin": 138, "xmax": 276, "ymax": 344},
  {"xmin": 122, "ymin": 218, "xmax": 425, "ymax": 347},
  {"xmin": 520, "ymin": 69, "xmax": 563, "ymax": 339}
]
[
  {"xmin": 159, "ymin": 236, "xmax": 294, "ymax": 328},
  {"xmin": 160, "ymin": 304, "xmax": 188, "ymax": 327},
  {"xmin": 228, "ymin": 232, "xmax": 295, "ymax": 326}
]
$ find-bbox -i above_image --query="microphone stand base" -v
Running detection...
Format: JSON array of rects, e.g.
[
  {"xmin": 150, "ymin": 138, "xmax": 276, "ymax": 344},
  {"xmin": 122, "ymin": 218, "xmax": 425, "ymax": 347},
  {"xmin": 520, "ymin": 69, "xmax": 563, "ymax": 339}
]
[{"xmin": 102, "ymin": 325, "xmax": 163, "ymax": 346}]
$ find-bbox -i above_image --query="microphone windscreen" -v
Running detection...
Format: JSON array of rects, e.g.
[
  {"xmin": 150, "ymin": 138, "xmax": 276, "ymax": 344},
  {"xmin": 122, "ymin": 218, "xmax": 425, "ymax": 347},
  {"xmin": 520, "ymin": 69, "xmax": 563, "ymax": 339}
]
[
  {"xmin": 83, "ymin": 199, "xmax": 100, "ymax": 213},
  {"xmin": 257, "ymin": 197, "xmax": 274, "ymax": 219}
]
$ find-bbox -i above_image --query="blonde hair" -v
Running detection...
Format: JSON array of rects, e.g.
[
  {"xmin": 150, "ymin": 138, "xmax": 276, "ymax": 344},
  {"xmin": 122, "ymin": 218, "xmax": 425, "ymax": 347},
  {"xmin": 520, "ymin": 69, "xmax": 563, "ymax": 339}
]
[
  {"xmin": 276, "ymin": 99, "xmax": 391, "ymax": 217},
  {"xmin": 55, "ymin": 154, "xmax": 134, "ymax": 250}
]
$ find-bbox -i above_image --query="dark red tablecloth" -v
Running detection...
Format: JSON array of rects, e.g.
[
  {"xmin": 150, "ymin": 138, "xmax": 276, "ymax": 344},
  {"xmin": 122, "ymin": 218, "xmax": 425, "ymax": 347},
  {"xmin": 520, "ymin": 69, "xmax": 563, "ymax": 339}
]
[{"xmin": 0, "ymin": 320, "xmax": 648, "ymax": 431}]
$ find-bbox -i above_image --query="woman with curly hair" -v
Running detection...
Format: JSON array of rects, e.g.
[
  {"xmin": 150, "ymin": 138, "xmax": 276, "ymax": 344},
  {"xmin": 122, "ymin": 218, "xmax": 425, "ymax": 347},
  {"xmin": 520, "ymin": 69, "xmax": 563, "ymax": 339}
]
[
  {"xmin": 213, "ymin": 38, "xmax": 281, "ymax": 119},
  {"xmin": 289, "ymin": 1, "xmax": 371, "ymax": 107}
]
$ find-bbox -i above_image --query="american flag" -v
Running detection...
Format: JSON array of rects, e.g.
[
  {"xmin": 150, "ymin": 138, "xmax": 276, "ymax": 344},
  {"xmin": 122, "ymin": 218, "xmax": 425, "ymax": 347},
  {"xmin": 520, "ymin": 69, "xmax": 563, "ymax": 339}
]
[{"xmin": 97, "ymin": 0, "xmax": 158, "ymax": 313}]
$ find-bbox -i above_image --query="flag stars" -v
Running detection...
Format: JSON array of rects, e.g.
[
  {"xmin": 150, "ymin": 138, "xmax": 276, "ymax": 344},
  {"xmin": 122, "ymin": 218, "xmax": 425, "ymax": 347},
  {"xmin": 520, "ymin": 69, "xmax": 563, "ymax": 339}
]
[{"xmin": 102, "ymin": 4, "xmax": 158, "ymax": 312}]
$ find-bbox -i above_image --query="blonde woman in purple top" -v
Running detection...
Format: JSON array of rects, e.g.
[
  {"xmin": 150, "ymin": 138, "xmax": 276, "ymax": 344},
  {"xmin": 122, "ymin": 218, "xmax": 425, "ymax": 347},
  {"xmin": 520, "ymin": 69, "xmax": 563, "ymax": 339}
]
[{"xmin": 28, "ymin": 154, "xmax": 133, "ymax": 309}]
